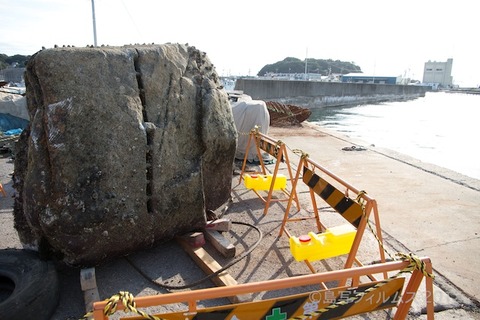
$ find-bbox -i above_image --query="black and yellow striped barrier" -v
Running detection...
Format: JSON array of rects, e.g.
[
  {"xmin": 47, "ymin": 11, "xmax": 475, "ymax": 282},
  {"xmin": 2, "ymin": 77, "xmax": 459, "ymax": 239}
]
[
  {"xmin": 302, "ymin": 166, "xmax": 363, "ymax": 228},
  {"xmin": 280, "ymin": 154, "xmax": 387, "ymax": 277}
]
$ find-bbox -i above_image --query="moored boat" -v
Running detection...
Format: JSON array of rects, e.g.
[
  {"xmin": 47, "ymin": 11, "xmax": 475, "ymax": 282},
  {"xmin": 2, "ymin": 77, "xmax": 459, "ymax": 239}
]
[{"xmin": 227, "ymin": 91, "xmax": 311, "ymax": 126}]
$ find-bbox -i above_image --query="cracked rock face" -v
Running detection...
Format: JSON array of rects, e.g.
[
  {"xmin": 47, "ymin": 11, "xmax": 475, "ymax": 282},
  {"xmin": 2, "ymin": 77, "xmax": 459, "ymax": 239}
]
[{"xmin": 13, "ymin": 44, "xmax": 237, "ymax": 266}]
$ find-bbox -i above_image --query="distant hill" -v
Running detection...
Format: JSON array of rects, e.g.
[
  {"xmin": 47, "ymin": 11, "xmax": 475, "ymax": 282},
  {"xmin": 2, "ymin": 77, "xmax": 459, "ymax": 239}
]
[
  {"xmin": 0, "ymin": 54, "xmax": 31, "ymax": 70},
  {"xmin": 257, "ymin": 57, "xmax": 362, "ymax": 77}
]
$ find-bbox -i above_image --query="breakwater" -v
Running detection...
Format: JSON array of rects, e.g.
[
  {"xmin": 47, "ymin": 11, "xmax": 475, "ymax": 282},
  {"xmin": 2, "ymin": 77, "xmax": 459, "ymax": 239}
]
[{"xmin": 234, "ymin": 78, "xmax": 430, "ymax": 108}]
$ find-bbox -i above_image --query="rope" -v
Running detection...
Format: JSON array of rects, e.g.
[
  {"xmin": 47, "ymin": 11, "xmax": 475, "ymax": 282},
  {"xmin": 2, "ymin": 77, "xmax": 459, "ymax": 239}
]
[
  {"xmin": 81, "ymin": 291, "xmax": 164, "ymax": 320},
  {"xmin": 292, "ymin": 148, "xmax": 308, "ymax": 159},
  {"xmin": 237, "ymin": 125, "xmax": 266, "ymax": 136},
  {"xmin": 354, "ymin": 191, "xmax": 436, "ymax": 280},
  {"xmin": 251, "ymin": 125, "xmax": 260, "ymax": 136},
  {"xmin": 354, "ymin": 191, "xmax": 435, "ymax": 284},
  {"xmin": 395, "ymin": 252, "xmax": 435, "ymax": 279},
  {"xmin": 355, "ymin": 190, "xmax": 396, "ymax": 261}
]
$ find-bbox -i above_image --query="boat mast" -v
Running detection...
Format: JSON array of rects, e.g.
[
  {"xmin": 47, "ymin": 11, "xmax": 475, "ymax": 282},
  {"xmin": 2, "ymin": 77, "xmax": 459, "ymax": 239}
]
[
  {"xmin": 304, "ymin": 48, "xmax": 308, "ymax": 80},
  {"xmin": 91, "ymin": 0, "xmax": 98, "ymax": 47}
]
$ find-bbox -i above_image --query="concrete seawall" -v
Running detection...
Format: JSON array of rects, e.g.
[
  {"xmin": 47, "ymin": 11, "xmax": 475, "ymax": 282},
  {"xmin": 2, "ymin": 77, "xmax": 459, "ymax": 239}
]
[{"xmin": 234, "ymin": 78, "xmax": 430, "ymax": 108}]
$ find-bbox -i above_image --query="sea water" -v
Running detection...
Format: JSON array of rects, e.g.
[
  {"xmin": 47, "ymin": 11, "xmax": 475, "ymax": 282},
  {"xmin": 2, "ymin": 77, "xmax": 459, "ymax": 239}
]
[{"xmin": 308, "ymin": 91, "xmax": 480, "ymax": 180}]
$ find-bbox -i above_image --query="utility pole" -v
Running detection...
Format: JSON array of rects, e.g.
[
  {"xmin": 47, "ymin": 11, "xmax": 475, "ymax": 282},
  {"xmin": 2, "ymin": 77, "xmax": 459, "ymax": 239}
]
[{"xmin": 91, "ymin": 0, "xmax": 98, "ymax": 47}]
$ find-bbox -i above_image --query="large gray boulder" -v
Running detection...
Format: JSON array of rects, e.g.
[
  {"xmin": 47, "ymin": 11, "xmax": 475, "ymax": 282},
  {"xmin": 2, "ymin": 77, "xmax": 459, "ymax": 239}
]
[{"xmin": 13, "ymin": 44, "xmax": 237, "ymax": 266}]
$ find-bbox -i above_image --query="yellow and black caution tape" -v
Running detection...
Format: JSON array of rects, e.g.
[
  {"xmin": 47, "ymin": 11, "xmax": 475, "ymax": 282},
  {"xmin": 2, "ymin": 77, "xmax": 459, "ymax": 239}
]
[
  {"xmin": 395, "ymin": 252, "xmax": 435, "ymax": 279},
  {"xmin": 81, "ymin": 291, "xmax": 164, "ymax": 320},
  {"xmin": 354, "ymin": 190, "xmax": 396, "ymax": 261},
  {"xmin": 354, "ymin": 190, "xmax": 436, "ymax": 277},
  {"xmin": 354, "ymin": 190, "xmax": 367, "ymax": 207},
  {"xmin": 291, "ymin": 148, "xmax": 309, "ymax": 160},
  {"xmin": 251, "ymin": 125, "xmax": 261, "ymax": 136}
]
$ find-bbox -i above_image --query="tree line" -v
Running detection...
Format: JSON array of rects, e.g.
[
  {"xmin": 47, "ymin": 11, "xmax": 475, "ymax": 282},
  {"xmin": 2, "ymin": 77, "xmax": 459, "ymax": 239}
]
[
  {"xmin": 1, "ymin": 53, "xmax": 363, "ymax": 78},
  {"xmin": 257, "ymin": 57, "xmax": 362, "ymax": 76},
  {"xmin": 0, "ymin": 54, "xmax": 31, "ymax": 70}
]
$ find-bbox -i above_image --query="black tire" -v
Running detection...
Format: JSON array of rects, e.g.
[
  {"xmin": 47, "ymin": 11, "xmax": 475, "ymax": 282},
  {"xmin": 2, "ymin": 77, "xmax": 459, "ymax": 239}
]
[{"xmin": 0, "ymin": 249, "xmax": 59, "ymax": 320}]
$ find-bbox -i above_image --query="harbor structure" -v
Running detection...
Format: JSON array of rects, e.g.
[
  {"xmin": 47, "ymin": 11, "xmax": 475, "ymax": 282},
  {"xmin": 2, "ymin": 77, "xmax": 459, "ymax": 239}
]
[
  {"xmin": 422, "ymin": 58, "xmax": 453, "ymax": 88},
  {"xmin": 341, "ymin": 73, "xmax": 397, "ymax": 85}
]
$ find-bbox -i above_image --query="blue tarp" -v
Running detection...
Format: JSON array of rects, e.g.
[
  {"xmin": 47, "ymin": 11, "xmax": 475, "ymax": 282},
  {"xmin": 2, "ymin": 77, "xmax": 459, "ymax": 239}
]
[
  {"xmin": 4, "ymin": 128, "xmax": 23, "ymax": 136},
  {"xmin": 0, "ymin": 113, "xmax": 28, "ymax": 133}
]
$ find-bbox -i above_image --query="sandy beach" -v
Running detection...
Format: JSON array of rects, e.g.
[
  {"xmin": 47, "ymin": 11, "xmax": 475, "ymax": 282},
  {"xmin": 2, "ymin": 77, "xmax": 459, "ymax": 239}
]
[{"xmin": 1, "ymin": 123, "xmax": 480, "ymax": 319}]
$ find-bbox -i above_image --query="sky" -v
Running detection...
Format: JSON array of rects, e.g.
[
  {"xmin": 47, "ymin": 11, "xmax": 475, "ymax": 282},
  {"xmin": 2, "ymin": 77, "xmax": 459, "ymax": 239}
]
[{"xmin": 1, "ymin": 0, "xmax": 478, "ymax": 87}]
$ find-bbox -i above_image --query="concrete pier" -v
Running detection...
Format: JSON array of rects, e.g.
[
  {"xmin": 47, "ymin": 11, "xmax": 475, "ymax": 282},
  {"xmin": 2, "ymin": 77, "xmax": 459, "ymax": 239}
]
[
  {"xmin": 1, "ymin": 122, "xmax": 479, "ymax": 319},
  {"xmin": 267, "ymin": 123, "xmax": 480, "ymax": 319},
  {"xmin": 235, "ymin": 78, "xmax": 430, "ymax": 107}
]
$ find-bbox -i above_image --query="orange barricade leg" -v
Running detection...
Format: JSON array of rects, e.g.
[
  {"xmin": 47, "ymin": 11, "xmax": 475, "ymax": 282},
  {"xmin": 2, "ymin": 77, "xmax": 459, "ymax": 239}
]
[
  {"xmin": 0, "ymin": 183, "xmax": 6, "ymax": 197},
  {"xmin": 237, "ymin": 128, "xmax": 300, "ymax": 215}
]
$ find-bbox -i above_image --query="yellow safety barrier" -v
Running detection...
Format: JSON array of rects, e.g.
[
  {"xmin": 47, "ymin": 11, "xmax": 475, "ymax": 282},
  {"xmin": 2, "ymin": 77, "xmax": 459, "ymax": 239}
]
[
  {"xmin": 90, "ymin": 256, "xmax": 434, "ymax": 320},
  {"xmin": 280, "ymin": 154, "xmax": 387, "ymax": 277},
  {"xmin": 237, "ymin": 127, "xmax": 300, "ymax": 215},
  {"xmin": 244, "ymin": 173, "xmax": 287, "ymax": 191},
  {"xmin": 289, "ymin": 224, "xmax": 357, "ymax": 262}
]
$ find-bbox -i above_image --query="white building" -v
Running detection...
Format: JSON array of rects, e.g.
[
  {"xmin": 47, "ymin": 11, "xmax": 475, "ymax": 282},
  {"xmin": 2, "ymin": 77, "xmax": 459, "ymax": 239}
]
[{"xmin": 422, "ymin": 58, "xmax": 453, "ymax": 88}]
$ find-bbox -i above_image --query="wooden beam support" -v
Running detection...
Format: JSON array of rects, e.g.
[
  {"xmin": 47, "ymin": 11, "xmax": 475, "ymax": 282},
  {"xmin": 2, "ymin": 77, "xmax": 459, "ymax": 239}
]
[
  {"xmin": 176, "ymin": 237, "xmax": 251, "ymax": 303},
  {"xmin": 80, "ymin": 267, "xmax": 100, "ymax": 316},
  {"xmin": 205, "ymin": 218, "xmax": 232, "ymax": 232},
  {"xmin": 177, "ymin": 231, "xmax": 205, "ymax": 248},
  {"xmin": 204, "ymin": 229, "xmax": 236, "ymax": 258}
]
